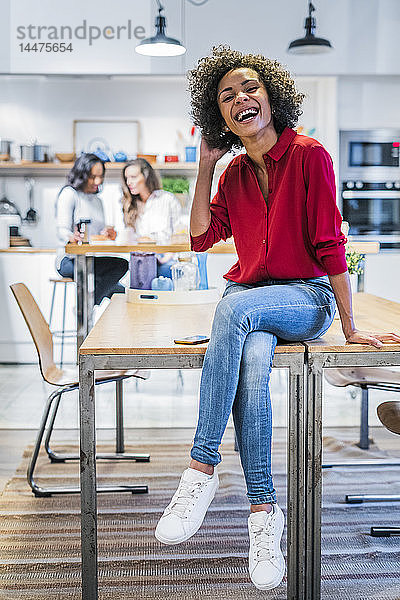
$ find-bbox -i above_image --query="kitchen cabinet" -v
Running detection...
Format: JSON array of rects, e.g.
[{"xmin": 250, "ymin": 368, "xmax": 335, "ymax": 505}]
[{"xmin": 364, "ymin": 252, "xmax": 400, "ymax": 303}]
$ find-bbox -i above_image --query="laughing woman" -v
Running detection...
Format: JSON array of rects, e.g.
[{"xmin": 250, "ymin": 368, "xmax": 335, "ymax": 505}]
[{"xmin": 154, "ymin": 46, "xmax": 400, "ymax": 590}]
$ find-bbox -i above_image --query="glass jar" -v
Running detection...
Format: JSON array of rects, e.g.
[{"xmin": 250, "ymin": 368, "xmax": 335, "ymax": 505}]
[
  {"xmin": 151, "ymin": 276, "xmax": 174, "ymax": 291},
  {"xmin": 171, "ymin": 254, "xmax": 199, "ymax": 291}
]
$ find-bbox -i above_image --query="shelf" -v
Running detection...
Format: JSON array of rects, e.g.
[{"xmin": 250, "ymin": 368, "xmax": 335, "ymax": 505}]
[{"xmin": 0, "ymin": 161, "xmax": 210, "ymax": 178}]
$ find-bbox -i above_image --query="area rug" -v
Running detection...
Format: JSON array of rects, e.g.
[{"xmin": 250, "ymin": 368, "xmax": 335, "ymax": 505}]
[{"xmin": 0, "ymin": 431, "xmax": 399, "ymax": 599}]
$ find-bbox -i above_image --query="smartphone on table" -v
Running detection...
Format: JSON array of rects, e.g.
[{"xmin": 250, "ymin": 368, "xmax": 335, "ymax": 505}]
[{"xmin": 174, "ymin": 335, "xmax": 210, "ymax": 345}]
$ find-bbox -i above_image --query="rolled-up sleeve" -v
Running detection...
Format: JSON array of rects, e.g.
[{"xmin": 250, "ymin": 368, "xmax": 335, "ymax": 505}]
[
  {"xmin": 304, "ymin": 146, "xmax": 348, "ymax": 275},
  {"xmin": 190, "ymin": 170, "xmax": 232, "ymax": 252}
]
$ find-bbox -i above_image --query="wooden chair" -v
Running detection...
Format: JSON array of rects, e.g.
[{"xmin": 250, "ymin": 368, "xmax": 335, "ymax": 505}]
[{"xmin": 10, "ymin": 282, "xmax": 150, "ymax": 498}]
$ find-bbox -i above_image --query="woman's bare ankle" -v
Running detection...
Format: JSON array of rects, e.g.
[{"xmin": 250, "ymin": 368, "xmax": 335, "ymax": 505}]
[
  {"xmin": 250, "ymin": 503, "xmax": 273, "ymax": 513},
  {"xmin": 189, "ymin": 459, "xmax": 214, "ymax": 475}
]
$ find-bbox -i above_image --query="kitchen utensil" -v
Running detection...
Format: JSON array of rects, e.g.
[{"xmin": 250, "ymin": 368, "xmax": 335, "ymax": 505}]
[
  {"xmin": 55, "ymin": 152, "xmax": 75, "ymax": 163},
  {"xmin": 0, "ymin": 214, "xmax": 23, "ymax": 248},
  {"xmin": 77, "ymin": 219, "xmax": 91, "ymax": 243},
  {"xmin": 0, "ymin": 180, "xmax": 22, "ymax": 220},
  {"xmin": 33, "ymin": 144, "xmax": 51, "ymax": 162},
  {"xmin": 151, "ymin": 276, "xmax": 173, "ymax": 291},
  {"xmin": 137, "ymin": 154, "xmax": 157, "ymax": 165},
  {"xmin": 129, "ymin": 252, "xmax": 157, "ymax": 290},
  {"xmin": 185, "ymin": 146, "xmax": 197, "ymax": 162},
  {"xmin": 0, "ymin": 139, "xmax": 12, "ymax": 161},
  {"xmin": 87, "ymin": 137, "xmax": 112, "ymax": 161},
  {"xmin": 0, "ymin": 197, "xmax": 22, "ymax": 219},
  {"xmin": 196, "ymin": 253, "xmax": 208, "ymax": 290},
  {"xmin": 24, "ymin": 178, "xmax": 38, "ymax": 224},
  {"xmin": 171, "ymin": 254, "xmax": 199, "ymax": 291},
  {"xmin": 20, "ymin": 144, "xmax": 35, "ymax": 162},
  {"xmin": 114, "ymin": 151, "xmax": 127, "ymax": 162}
]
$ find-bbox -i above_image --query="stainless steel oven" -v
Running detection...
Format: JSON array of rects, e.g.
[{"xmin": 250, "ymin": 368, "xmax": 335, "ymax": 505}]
[
  {"xmin": 342, "ymin": 180, "xmax": 400, "ymax": 233},
  {"xmin": 340, "ymin": 130, "xmax": 400, "ymax": 246}
]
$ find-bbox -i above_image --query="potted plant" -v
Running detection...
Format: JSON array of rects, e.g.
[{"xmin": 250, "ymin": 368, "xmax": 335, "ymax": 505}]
[
  {"xmin": 161, "ymin": 177, "xmax": 190, "ymax": 209},
  {"xmin": 345, "ymin": 249, "xmax": 364, "ymax": 293}
]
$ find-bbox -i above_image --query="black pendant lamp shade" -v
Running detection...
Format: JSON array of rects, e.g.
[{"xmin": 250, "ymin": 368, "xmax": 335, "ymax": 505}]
[
  {"xmin": 288, "ymin": 2, "xmax": 333, "ymax": 55},
  {"xmin": 135, "ymin": 1, "xmax": 186, "ymax": 57}
]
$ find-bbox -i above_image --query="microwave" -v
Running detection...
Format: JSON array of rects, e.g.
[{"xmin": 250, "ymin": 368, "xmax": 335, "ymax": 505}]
[{"xmin": 340, "ymin": 129, "xmax": 400, "ymax": 181}]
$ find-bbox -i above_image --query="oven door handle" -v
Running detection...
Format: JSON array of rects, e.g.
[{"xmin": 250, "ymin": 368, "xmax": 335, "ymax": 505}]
[{"xmin": 342, "ymin": 190, "xmax": 400, "ymax": 199}]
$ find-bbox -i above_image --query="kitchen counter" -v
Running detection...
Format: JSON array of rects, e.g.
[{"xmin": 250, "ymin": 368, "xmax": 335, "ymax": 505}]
[
  {"xmin": 0, "ymin": 239, "xmax": 379, "ymax": 256},
  {"xmin": 0, "ymin": 247, "xmax": 56, "ymax": 253},
  {"xmin": 0, "ymin": 162, "xmax": 213, "ymax": 177}
]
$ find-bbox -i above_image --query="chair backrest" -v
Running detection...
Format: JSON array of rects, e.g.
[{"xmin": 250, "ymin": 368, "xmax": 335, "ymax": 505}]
[
  {"xmin": 10, "ymin": 283, "xmax": 57, "ymax": 383},
  {"xmin": 377, "ymin": 401, "xmax": 400, "ymax": 436}
]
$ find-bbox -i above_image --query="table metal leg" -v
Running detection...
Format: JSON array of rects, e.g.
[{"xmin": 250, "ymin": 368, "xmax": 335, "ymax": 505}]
[
  {"xmin": 116, "ymin": 379, "xmax": 124, "ymax": 453},
  {"xmin": 305, "ymin": 354, "xmax": 324, "ymax": 600},
  {"xmin": 79, "ymin": 355, "xmax": 98, "ymax": 600},
  {"xmin": 75, "ymin": 254, "xmax": 95, "ymax": 353},
  {"xmin": 286, "ymin": 355, "xmax": 306, "ymax": 600}
]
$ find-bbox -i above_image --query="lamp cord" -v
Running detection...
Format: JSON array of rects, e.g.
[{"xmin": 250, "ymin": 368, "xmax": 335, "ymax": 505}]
[{"xmin": 156, "ymin": 0, "xmax": 209, "ymax": 11}]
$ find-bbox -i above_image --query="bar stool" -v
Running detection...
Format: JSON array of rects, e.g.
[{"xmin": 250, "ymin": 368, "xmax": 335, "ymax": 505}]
[{"xmin": 48, "ymin": 277, "xmax": 76, "ymax": 367}]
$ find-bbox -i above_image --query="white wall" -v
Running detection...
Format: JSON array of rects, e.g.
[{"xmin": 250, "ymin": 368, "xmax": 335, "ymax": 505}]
[{"xmin": 0, "ymin": 76, "xmax": 191, "ymax": 158}]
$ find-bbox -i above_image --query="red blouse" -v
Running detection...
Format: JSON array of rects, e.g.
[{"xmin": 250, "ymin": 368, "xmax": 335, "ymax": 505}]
[{"xmin": 191, "ymin": 127, "xmax": 347, "ymax": 284}]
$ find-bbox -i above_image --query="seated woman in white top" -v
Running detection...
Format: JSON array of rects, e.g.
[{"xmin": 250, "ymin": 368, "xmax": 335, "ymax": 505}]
[
  {"xmin": 57, "ymin": 153, "xmax": 128, "ymax": 305},
  {"xmin": 121, "ymin": 158, "xmax": 183, "ymax": 278}
]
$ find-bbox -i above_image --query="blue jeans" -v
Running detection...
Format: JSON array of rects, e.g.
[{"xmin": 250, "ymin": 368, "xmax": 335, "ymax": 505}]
[{"xmin": 190, "ymin": 277, "xmax": 336, "ymax": 505}]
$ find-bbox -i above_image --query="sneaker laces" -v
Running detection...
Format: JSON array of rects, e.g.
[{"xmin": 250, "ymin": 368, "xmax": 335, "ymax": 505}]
[
  {"xmin": 250, "ymin": 514, "xmax": 276, "ymax": 561},
  {"xmin": 166, "ymin": 480, "xmax": 205, "ymax": 518}
]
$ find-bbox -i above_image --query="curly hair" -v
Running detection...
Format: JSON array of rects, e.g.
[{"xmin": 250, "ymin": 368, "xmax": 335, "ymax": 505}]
[
  {"xmin": 187, "ymin": 45, "xmax": 305, "ymax": 151},
  {"xmin": 121, "ymin": 158, "xmax": 161, "ymax": 228}
]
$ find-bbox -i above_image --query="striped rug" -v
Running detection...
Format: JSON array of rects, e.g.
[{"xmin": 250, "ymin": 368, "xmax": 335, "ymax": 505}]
[{"xmin": 0, "ymin": 429, "xmax": 399, "ymax": 599}]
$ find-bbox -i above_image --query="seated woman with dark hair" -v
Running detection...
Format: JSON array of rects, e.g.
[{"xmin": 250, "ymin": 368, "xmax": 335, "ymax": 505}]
[
  {"xmin": 56, "ymin": 153, "xmax": 128, "ymax": 305},
  {"xmin": 121, "ymin": 158, "xmax": 183, "ymax": 277}
]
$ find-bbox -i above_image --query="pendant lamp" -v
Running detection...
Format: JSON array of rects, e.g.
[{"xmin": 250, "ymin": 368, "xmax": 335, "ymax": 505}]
[
  {"xmin": 135, "ymin": 1, "xmax": 186, "ymax": 57},
  {"xmin": 288, "ymin": 1, "xmax": 333, "ymax": 55}
]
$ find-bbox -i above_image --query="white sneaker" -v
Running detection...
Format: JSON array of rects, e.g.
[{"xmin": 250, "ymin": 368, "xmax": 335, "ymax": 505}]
[
  {"xmin": 248, "ymin": 504, "xmax": 285, "ymax": 590},
  {"xmin": 155, "ymin": 467, "xmax": 219, "ymax": 545}
]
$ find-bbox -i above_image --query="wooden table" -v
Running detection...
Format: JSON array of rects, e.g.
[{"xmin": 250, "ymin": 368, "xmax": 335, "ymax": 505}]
[
  {"xmin": 78, "ymin": 294, "xmax": 306, "ymax": 600},
  {"xmin": 66, "ymin": 240, "xmax": 237, "ymax": 350},
  {"xmin": 66, "ymin": 239, "xmax": 380, "ymax": 351},
  {"xmin": 302, "ymin": 293, "xmax": 400, "ymax": 599}
]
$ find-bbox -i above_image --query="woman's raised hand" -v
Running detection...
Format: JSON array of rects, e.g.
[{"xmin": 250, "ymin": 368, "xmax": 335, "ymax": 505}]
[{"xmin": 199, "ymin": 137, "xmax": 229, "ymax": 165}]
